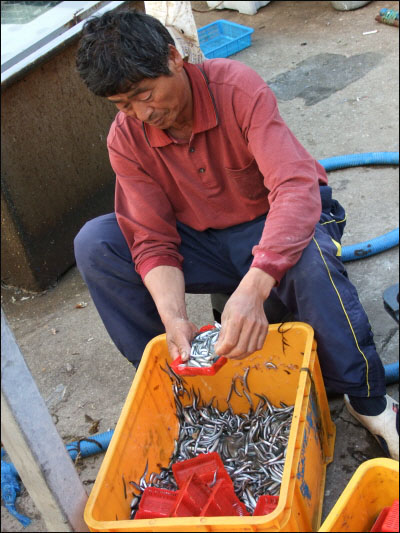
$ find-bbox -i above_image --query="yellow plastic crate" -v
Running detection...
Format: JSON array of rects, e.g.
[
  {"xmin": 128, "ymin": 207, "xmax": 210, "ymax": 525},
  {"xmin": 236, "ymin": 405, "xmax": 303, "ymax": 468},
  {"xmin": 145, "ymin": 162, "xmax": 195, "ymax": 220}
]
[
  {"xmin": 319, "ymin": 458, "xmax": 399, "ymax": 532},
  {"xmin": 84, "ymin": 322, "xmax": 335, "ymax": 532}
]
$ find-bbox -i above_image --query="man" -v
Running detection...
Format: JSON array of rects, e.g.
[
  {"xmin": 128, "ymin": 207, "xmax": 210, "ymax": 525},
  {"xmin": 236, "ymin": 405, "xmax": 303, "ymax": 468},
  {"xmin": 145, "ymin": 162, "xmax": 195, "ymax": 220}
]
[{"xmin": 74, "ymin": 10, "xmax": 398, "ymax": 460}]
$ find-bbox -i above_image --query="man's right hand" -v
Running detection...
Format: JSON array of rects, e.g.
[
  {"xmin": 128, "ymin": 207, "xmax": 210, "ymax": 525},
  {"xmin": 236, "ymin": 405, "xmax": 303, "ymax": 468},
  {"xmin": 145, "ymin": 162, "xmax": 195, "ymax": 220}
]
[
  {"xmin": 164, "ymin": 316, "xmax": 198, "ymax": 361},
  {"xmin": 143, "ymin": 265, "xmax": 197, "ymax": 362}
]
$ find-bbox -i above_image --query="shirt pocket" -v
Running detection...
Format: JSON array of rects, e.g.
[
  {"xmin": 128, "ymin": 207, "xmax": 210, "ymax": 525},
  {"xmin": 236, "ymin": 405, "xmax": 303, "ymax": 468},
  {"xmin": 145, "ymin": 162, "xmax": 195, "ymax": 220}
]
[{"xmin": 224, "ymin": 158, "xmax": 267, "ymax": 200}]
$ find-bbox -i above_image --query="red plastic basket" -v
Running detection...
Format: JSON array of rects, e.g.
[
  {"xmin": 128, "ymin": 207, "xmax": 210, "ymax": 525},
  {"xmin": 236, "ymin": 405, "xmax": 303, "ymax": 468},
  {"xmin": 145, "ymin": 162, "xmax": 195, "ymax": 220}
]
[
  {"xmin": 134, "ymin": 487, "xmax": 177, "ymax": 520},
  {"xmin": 253, "ymin": 495, "xmax": 279, "ymax": 516},
  {"xmin": 172, "ymin": 473, "xmax": 212, "ymax": 517},
  {"xmin": 370, "ymin": 499, "xmax": 399, "ymax": 532},
  {"xmin": 172, "ymin": 453, "xmax": 233, "ymax": 489},
  {"xmin": 170, "ymin": 325, "xmax": 227, "ymax": 376},
  {"xmin": 135, "ymin": 454, "xmax": 250, "ymax": 519},
  {"xmin": 171, "ymin": 354, "xmax": 227, "ymax": 376},
  {"xmin": 201, "ymin": 479, "xmax": 250, "ymax": 517}
]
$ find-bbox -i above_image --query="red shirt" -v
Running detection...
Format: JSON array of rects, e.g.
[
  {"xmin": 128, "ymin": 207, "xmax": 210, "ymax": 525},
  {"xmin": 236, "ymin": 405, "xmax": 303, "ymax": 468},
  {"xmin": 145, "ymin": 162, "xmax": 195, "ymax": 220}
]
[{"xmin": 108, "ymin": 59, "xmax": 328, "ymax": 283}]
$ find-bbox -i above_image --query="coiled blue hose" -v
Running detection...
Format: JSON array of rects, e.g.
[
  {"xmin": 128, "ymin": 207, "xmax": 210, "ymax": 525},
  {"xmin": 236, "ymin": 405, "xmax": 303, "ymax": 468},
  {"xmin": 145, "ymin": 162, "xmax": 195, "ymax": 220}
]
[{"xmin": 318, "ymin": 152, "xmax": 399, "ymax": 262}]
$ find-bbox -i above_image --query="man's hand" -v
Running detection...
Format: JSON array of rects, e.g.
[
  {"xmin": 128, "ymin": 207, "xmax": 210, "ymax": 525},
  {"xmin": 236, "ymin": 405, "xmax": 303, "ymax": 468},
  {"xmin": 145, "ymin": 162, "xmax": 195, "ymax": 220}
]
[
  {"xmin": 143, "ymin": 265, "xmax": 197, "ymax": 361},
  {"xmin": 164, "ymin": 316, "xmax": 198, "ymax": 361},
  {"xmin": 214, "ymin": 268, "xmax": 276, "ymax": 360}
]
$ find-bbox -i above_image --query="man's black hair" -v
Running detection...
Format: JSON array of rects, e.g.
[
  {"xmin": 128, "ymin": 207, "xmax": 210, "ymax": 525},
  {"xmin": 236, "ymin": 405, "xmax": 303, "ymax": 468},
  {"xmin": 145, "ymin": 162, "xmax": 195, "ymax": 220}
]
[{"xmin": 76, "ymin": 10, "xmax": 175, "ymax": 97}]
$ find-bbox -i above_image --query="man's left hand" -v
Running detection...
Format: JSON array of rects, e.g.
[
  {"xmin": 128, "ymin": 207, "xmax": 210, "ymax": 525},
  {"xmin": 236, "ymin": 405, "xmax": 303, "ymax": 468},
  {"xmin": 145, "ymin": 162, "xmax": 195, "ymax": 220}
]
[{"xmin": 214, "ymin": 268, "xmax": 276, "ymax": 359}]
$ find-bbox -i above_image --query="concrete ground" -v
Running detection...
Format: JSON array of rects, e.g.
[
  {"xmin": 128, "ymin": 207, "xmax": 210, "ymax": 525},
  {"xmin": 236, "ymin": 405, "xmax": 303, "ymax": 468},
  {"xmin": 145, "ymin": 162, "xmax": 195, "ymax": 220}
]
[{"xmin": 1, "ymin": 1, "xmax": 398, "ymax": 531}]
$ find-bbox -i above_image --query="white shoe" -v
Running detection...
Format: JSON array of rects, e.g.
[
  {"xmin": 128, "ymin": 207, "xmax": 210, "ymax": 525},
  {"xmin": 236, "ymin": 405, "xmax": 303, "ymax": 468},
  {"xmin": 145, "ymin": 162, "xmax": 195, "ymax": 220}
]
[{"xmin": 344, "ymin": 394, "xmax": 399, "ymax": 461}]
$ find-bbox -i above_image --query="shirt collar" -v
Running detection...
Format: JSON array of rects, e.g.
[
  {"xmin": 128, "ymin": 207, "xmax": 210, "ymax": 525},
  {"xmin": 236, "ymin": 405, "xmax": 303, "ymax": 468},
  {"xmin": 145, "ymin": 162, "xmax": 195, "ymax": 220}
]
[{"xmin": 143, "ymin": 62, "xmax": 219, "ymax": 148}]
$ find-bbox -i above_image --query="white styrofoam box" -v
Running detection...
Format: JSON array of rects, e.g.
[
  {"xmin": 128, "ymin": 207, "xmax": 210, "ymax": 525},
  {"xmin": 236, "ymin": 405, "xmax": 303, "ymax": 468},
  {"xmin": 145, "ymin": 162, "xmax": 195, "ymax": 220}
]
[{"xmin": 206, "ymin": 1, "xmax": 270, "ymax": 16}]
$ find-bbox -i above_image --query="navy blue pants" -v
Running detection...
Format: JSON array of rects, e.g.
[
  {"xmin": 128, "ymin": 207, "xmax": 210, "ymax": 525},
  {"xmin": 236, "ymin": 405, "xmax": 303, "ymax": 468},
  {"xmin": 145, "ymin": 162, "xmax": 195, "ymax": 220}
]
[{"xmin": 74, "ymin": 187, "xmax": 385, "ymax": 397}]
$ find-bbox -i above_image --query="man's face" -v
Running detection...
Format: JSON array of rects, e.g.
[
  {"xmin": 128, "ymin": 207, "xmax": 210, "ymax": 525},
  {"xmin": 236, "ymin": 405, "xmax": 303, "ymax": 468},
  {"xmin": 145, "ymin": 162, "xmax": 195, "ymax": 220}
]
[{"xmin": 107, "ymin": 46, "xmax": 191, "ymax": 130}]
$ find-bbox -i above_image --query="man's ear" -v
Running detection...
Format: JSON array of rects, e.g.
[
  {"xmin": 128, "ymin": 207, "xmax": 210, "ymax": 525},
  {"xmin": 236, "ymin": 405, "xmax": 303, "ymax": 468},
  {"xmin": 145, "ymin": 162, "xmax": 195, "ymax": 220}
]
[{"xmin": 168, "ymin": 44, "xmax": 184, "ymax": 73}]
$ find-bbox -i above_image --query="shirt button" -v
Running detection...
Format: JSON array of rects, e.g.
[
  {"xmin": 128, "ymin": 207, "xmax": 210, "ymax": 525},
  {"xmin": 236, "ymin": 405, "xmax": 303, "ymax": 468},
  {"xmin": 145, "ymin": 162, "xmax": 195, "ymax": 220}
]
[
  {"xmin": 199, "ymin": 167, "xmax": 205, "ymax": 173},
  {"xmin": 189, "ymin": 147, "xmax": 195, "ymax": 153}
]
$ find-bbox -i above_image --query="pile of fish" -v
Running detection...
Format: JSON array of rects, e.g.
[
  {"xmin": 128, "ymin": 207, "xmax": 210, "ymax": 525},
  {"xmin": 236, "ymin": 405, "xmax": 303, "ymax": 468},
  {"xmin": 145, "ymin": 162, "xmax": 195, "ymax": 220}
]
[
  {"xmin": 185, "ymin": 322, "xmax": 222, "ymax": 368},
  {"xmin": 129, "ymin": 363, "xmax": 293, "ymax": 517}
]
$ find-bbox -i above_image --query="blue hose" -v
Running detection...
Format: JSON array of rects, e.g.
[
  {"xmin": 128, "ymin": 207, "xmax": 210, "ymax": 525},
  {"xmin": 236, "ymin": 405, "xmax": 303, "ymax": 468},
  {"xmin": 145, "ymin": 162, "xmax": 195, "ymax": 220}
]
[
  {"xmin": 66, "ymin": 429, "xmax": 114, "ymax": 461},
  {"xmin": 341, "ymin": 228, "xmax": 399, "ymax": 262},
  {"xmin": 385, "ymin": 362, "xmax": 399, "ymax": 385},
  {"xmin": 318, "ymin": 152, "xmax": 399, "ymax": 261},
  {"xmin": 318, "ymin": 151, "xmax": 399, "ymax": 171},
  {"xmin": 1, "ymin": 432, "xmax": 117, "ymax": 528}
]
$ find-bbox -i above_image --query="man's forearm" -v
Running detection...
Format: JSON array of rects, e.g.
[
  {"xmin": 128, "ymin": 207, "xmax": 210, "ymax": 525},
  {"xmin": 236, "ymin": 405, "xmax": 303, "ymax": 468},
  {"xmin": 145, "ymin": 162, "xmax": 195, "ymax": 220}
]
[
  {"xmin": 214, "ymin": 267, "xmax": 277, "ymax": 359},
  {"xmin": 143, "ymin": 265, "xmax": 197, "ymax": 361},
  {"xmin": 240, "ymin": 267, "xmax": 277, "ymax": 301},
  {"xmin": 143, "ymin": 265, "xmax": 187, "ymax": 326}
]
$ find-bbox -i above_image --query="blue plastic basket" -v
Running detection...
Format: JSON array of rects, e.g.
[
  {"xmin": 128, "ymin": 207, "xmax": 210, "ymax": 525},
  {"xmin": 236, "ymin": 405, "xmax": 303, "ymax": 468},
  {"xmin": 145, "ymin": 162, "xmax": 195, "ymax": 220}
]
[{"xmin": 198, "ymin": 20, "xmax": 254, "ymax": 59}]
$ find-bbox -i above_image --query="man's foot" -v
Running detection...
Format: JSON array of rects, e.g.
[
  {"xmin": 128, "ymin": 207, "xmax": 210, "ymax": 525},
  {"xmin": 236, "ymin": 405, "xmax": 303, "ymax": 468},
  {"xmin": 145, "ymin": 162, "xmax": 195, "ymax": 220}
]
[{"xmin": 344, "ymin": 394, "xmax": 399, "ymax": 461}]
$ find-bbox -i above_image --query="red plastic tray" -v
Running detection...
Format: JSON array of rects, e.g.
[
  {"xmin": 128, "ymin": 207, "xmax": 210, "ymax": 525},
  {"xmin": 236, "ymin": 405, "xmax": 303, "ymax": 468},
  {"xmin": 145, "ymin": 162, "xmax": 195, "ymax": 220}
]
[
  {"xmin": 201, "ymin": 479, "xmax": 250, "ymax": 517},
  {"xmin": 171, "ymin": 354, "xmax": 227, "ymax": 376},
  {"xmin": 136, "ymin": 455, "xmax": 253, "ymax": 519},
  {"xmin": 134, "ymin": 487, "xmax": 177, "ymax": 520},
  {"xmin": 172, "ymin": 452, "xmax": 233, "ymax": 489},
  {"xmin": 172, "ymin": 474, "xmax": 249, "ymax": 518},
  {"xmin": 253, "ymin": 495, "xmax": 279, "ymax": 516},
  {"xmin": 171, "ymin": 473, "xmax": 212, "ymax": 517},
  {"xmin": 370, "ymin": 499, "xmax": 399, "ymax": 532},
  {"xmin": 171, "ymin": 325, "xmax": 227, "ymax": 376}
]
